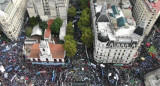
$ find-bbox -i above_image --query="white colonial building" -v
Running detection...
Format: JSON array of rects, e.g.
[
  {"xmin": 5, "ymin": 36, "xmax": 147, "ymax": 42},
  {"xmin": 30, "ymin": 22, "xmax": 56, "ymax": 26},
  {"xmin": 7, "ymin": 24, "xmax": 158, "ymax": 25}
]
[
  {"xmin": 29, "ymin": 40, "xmax": 65, "ymax": 63},
  {"xmin": 133, "ymin": 0, "xmax": 160, "ymax": 35},
  {"xmin": 0, "ymin": 0, "xmax": 27, "ymax": 41},
  {"xmin": 27, "ymin": 0, "xmax": 69, "ymax": 21},
  {"xmin": 90, "ymin": 0, "xmax": 146, "ymax": 64}
]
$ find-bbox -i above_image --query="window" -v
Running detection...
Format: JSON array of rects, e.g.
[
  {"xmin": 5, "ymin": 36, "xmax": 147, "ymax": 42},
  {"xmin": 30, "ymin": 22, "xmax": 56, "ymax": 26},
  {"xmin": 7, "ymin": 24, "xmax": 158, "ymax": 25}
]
[
  {"xmin": 59, "ymin": 59, "xmax": 62, "ymax": 62},
  {"xmin": 46, "ymin": 58, "xmax": 49, "ymax": 63},
  {"xmin": 33, "ymin": 58, "xmax": 36, "ymax": 62},
  {"xmin": 128, "ymin": 54, "xmax": 130, "ymax": 57},
  {"xmin": 38, "ymin": 59, "xmax": 41, "ymax": 62},
  {"xmin": 100, "ymin": 57, "xmax": 101, "ymax": 59},
  {"xmin": 54, "ymin": 59, "xmax": 57, "ymax": 63}
]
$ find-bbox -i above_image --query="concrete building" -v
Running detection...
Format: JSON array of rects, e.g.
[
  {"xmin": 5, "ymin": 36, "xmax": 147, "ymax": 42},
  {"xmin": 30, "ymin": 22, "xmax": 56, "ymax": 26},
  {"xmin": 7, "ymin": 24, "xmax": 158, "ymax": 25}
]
[
  {"xmin": 27, "ymin": 0, "xmax": 69, "ymax": 21},
  {"xmin": 0, "ymin": 0, "xmax": 27, "ymax": 41},
  {"xmin": 144, "ymin": 68, "xmax": 160, "ymax": 86},
  {"xmin": 133, "ymin": 0, "xmax": 160, "ymax": 35},
  {"xmin": 90, "ymin": 0, "xmax": 145, "ymax": 64}
]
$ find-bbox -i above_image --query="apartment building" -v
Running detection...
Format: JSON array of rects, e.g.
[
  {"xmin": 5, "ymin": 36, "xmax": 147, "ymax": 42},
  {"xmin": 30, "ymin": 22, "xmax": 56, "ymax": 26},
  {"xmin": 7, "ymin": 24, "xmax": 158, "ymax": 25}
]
[
  {"xmin": 0, "ymin": 0, "xmax": 27, "ymax": 41},
  {"xmin": 27, "ymin": 0, "xmax": 69, "ymax": 21}
]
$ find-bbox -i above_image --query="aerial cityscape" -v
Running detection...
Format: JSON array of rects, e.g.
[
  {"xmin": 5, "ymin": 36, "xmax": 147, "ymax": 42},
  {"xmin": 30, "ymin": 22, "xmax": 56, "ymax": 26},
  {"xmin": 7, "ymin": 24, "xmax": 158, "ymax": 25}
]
[{"xmin": 0, "ymin": 0, "xmax": 160, "ymax": 86}]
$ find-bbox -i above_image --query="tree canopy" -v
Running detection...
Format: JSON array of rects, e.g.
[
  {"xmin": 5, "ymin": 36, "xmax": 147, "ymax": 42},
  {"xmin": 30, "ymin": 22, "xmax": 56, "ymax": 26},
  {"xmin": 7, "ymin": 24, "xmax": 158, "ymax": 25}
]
[
  {"xmin": 64, "ymin": 34, "xmax": 77, "ymax": 57},
  {"xmin": 80, "ymin": 0, "xmax": 88, "ymax": 9},
  {"xmin": 67, "ymin": 22, "xmax": 74, "ymax": 35},
  {"xmin": 39, "ymin": 21, "xmax": 48, "ymax": 32},
  {"xmin": 64, "ymin": 40, "xmax": 77, "ymax": 57},
  {"xmin": 78, "ymin": 8, "xmax": 90, "ymax": 28},
  {"xmin": 81, "ymin": 29, "xmax": 94, "ymax": 48},
  {"xmin": 68, "ymin": 6, "xmax": 76, "ymax": 18},
  {"xmin": 50, "ymin": 17, "xmax": 63, "ymax": 34},
  {"xmin": 28, "ymin": 16, "xmax": 39, "ymax": 28},
  {"xmin": 25, "ymin": 27, "xmax": 32, "ymax": 37},
  {"xmin": 64, "ymin": 34, "xmax": 74, "ymax": 41}
]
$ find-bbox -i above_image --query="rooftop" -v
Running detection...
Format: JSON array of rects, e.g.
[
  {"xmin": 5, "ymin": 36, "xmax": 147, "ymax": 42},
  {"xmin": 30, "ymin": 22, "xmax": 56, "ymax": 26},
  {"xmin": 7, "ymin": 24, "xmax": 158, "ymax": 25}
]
[
  {"xmin": 44, "ymin": 20, "xmax": 54, "ymax": 38},
  {"xmin": 29, "ymin": 43, "xmax": 65, "ymax": 59},
  {"xmin": 31, "ymin": 24, "xmax": 42, "ymax": 36},
  {"xmin": 0, "ymin": 0, "xmax": 10, "ymax": 11},
  {"xmin": 145, "ymin": 0, "xmax": 160, "ymax": 13}
]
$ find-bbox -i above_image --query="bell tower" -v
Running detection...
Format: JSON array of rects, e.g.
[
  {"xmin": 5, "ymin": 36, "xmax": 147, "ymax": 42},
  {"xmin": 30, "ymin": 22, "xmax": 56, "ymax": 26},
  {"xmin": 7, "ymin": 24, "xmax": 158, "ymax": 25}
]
[{"xmin": 39, "ymin": 40, "xmax": 52, "ymax": 58}]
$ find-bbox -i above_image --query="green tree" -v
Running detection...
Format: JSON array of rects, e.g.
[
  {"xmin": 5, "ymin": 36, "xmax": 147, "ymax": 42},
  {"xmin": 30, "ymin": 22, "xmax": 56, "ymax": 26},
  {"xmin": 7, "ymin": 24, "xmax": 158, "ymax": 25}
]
[
  {"xmin": 64, "ymin": 34, "xmax": 74, "ymax": 41},
  {"xmin": 81, "ymin": 29, "xmax": 94, "ymax": 48},
  {"xmin": 78, "ymin": 8, "xmax": 90, "ymax": 28},
  {"xmin": 36, "ymin": 15, "xmax": 41, "ymax": 22},
  {"xmin": 68, "ymin": 6, "xmax": 76, "ymax": 18},
  {"xmin": 50, "ymin": 17, "xmax": 63, "ymax": 34},
  {"xmin": 25, "ymin": 27, "xmax": 32, "ymax": 37},
  {"xmin": 80, "ymin": 27, "xmax": 90, "ymax": 33},
  {"xmin": 64, "ymin": 40, "xmax": 77, "ymax": 57},
  {"xmin": 39, "ymin": 21, "xmax": 48, "ymax": 32},
  {"xmin": 28, "ymin": 16, "xmax": 39, "ymax": 27},
  {"xmin": 67, "ymin": 22, "xmax": 74, "ymax": 35},
  {"xmin": 80, "ymin": 0, "xmax": 88, "ymax": 9}
]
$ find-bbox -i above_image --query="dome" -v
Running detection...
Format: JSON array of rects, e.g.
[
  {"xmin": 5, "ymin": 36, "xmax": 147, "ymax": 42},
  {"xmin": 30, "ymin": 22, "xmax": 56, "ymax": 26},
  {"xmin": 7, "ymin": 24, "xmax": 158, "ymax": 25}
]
[{"xmin": 98, "ymin": 30, "xmax": 109, "ymax": 42}]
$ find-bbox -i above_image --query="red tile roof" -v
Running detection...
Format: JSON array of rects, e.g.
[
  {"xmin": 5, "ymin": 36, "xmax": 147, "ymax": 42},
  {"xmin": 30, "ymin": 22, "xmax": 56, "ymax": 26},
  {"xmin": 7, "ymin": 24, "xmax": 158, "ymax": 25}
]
[
  {"xmin": 29, "ymin": 43, "xmax": 65, "ymax": 59},
  {"xmin": 44, "ymin": 20, "xmax": 54, "ymax": 38},
  {"xmin": 29, "ymin": 43, "xmax": 40, "ymax": 58},
  {"xmin": 49, "ymin": 44, "xmax": 65, "ymax": 59}
]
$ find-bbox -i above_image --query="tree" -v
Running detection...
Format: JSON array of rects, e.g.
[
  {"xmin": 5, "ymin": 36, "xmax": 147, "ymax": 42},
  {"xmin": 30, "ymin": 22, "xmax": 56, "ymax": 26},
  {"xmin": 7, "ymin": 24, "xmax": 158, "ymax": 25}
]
[
  {"xmin": 28, "ymin": 16, "xmax": 39, "ymax": 27},
  {"xmin": 39, "ymin": 21, "xmax": 48, "ymax": 32},
  {"xmin": 80, "ymin": 0, "xmax": 88, "ymax": 9},
  {"xmin": 25, "ymin": 27, "xmax": 32, "ymax": 37},
  {"xmin": 50, "ymin": 17, "xmax": 63, "ymax": 34},
  {"xmin": 64, "ymin": 40, "xmax": 77, "ymax": 57},
  {"xmin": 78, "ymin": 8, "xmax": 90, "ymax": 28},
  {"xmin": 67, "ymin": 22, "xmax": 74, "ymax": 35},
  {"xmin": 80, "ymin": 27, "xmax": 90, "ymax": 33},
  {"xmin": 68, "ymin": 6, "xmax": 76, "ymax": 18},
  {"xmin": 64, "ymin": 34, "xmax": 74, "ymax": 41},
  {"xmin": 81, "ymin": 29, "xmax": 94, "ymax": 48}
]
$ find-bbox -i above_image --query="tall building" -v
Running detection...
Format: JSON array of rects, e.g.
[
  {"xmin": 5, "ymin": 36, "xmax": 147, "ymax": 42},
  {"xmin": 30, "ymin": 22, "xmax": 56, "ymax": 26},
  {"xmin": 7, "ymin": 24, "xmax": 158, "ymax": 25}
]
[
  {"xmin": 133, "ymin": 0, "xmax": 160, "ymax": 35},
  {"xmin": 27, "ymin": 0, "xmax": 69, "ymax": 21},
  {"xmin": 0, "ymin": 0, "xmax": 27, "ymax": 41},
  {"xmin": 90, "ymin": 0, "xmax": 145, "ymax": 64}
]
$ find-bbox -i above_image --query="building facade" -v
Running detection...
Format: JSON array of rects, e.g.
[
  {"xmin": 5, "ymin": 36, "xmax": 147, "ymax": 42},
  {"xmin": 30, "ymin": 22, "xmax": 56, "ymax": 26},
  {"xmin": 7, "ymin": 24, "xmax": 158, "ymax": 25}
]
[
  {"xmin": 27, "ymin": 0, "xmax": 69, "ymax": 21},
  {"xmin": 133, "ymin": 0, "xmax": 160, "ymax": 35},
  {"xmin": 0, "ymin": 0, "xmax": 27, "ymax": 41},
  {"xmin": 90, "ymin": 0, "xmax": 145, "ymax": 64}
]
